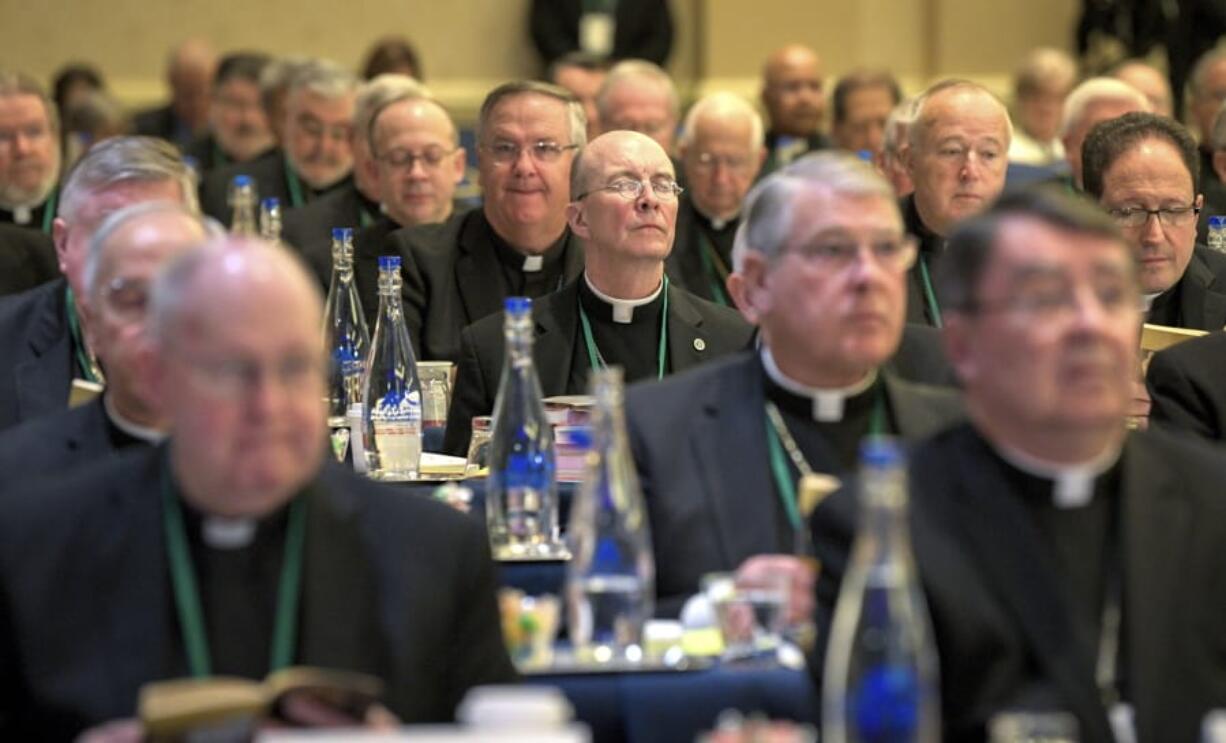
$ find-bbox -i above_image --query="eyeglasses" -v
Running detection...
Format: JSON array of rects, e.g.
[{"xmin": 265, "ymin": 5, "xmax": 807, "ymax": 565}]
[
  {"xmin": 575, "ymin": 177, "xmax": 684, "ymax": 202},
  {"xmin": 1106, "ymin": 204, "xmax": 1199, "ymax": 228},
  {"xmin": 483, "ymin": 140, "xmax": 578, "ymax": 164},
  {"xmin": 690, "ymin": 152, "xmax": 754, "ymax": 173},
  {"xmin": 784, "ymin": 236, "xmax": 917, "ymax": 273},
  {"xmin": 295, "ymin": 114, "xmax": 351, "ymax": 144},
  {"xmin": 175, "ymin": 350, "xmax": 325, "ymax": 400},
  {"xmin": 378, "ymin": 146, "xmax": 456, "ymax": 171}
]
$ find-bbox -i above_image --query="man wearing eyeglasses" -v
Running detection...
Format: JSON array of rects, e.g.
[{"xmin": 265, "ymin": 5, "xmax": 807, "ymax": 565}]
[
  {"xmin": 199, "ymin": 59, "xmax": 357, "ymax": 225},
  {"xmin": 624, "ymin": 152, "xmax": 962, "ymax": 617},
  {"xmin": 667, "ymin": 93, "xmax": 766, "ymax": 306},
  {"xmin": 0, "ymin": 202, "xmax": 210, "ymax": 482},
  {"xmin": 383, "ymin": 81, "xmax": 586, "ymax": 362},
  {"xmin": 0, "ymin": 236, "xmax": 515, "ymax": 739},
  {"xmin": 442, "ymin": 129, "xmax": 752, "ymax": 455},
  {"xmin": 902, "ymin": 80, "xmax": 1012, "ymax": 327},
  {"xmin": 1082, "ymin": 111, "xmax": 1226, "ymax": 331},
  {"xmin": 812, "ymin": 188, "xmax": 1226, "ymax": 742}
]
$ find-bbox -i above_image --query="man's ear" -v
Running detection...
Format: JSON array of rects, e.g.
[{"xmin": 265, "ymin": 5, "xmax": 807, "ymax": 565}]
[
  {"xmin": 737, "ymin": 252, "xmax": 772, "ymax": 325},
  {"xmin": 451, "ymin": 147, "xmax": 467, "ymax": 185},
  {"xmin": 52, "ymin": 218, "xmax": 70, "ymax": 274},
  {"xmin": 566, "ymin": 201, "xmax": 589, "ymax": 240}
]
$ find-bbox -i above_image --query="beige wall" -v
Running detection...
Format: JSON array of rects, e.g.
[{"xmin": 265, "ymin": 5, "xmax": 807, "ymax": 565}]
[{"xmin": 1, "ymin": 0, "xmax": 1075, "ymax": 120}]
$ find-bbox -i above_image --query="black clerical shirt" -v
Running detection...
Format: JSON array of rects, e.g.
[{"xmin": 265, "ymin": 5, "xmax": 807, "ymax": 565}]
[
  {"xmin": 490, "ymin": 228, "xmax": 571, "ymax": 299},
  {"xmin": 569, "ymin": 278, "xmax": 668, "ymax": 390},
  {"xmin": 1146, "ymin": 282, "xmax": 1184, "ymax": 327},
  {"xmin": 0, "ymin": 190, "xmax": 56, "ymax": 233}
]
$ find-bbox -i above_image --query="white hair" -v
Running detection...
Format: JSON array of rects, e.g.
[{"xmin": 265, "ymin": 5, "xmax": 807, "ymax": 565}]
[
  {"xmin": 1059, "ymin": 77, "xmax": 1149, "ymax": 138},
  {"xmin": 677, "ymin": 92, "xmax": 764, "ymax": 151}
]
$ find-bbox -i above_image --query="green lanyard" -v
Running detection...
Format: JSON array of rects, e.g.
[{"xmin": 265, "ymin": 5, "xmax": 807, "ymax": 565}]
[
  {"xmin": 764, "ymin": 383, "xmax": 887, "ymax": 530},
  {"xmin": 64, "ymin": 286, "xmax": 102, "ymax": 384},
  {"xmin": 578, "ymin": 276, "xmax": 670, "ymax": 380},
  {"xmin": 917, "ymin": 255, "xmax": 943, "ymax": 328},
  {"xmin": 39, "ymin": 188, "xmax": 57, "ymax": 235},
  {"xmin": 695, "ymin": 231, "xmax": 730, "ymax": 307},
  {"xmin": 284, "ymin": 158, "xmax": 306, "ymax": 208},
  {"xmin": 160, "ymin": 465, "xmax": 308, "ymax": 678},
  {"xmin": 359, "ymin": 208, "xmax": 375, "ymax": 229}
]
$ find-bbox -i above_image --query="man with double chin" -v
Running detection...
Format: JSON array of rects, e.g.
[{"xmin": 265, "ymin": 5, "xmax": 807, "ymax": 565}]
[{"xmin": 443, "ymin": 129, "xmax": 751, "ymax": 456}]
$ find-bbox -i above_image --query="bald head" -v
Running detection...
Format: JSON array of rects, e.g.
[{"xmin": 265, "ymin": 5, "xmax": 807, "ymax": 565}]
[
  {"xmin": 1060, "ymin": 77, "xmax": 1150, "ymax": 187},
  {"xmin": 370, "ymin": 94, "xmax": 465, "ymax": 226},
  {"xmin": 167, "ymin": 39, "xmax": 216, "ymax": 131},
  {"xmin": 1113, "ymin": 61, "xmax": 1173, "ymax": 118},
  {"xmin": 761, "ymin": 44, "xmax": 825, "ymax": 137}
]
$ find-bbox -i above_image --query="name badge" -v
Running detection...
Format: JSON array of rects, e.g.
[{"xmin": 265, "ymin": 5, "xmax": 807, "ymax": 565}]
[
  {"xmin": 69, "ymin": 378, "xmax": 104, "ymax": 408},
  {"xmin": 580, "ymin": 12, "xmax": 615, "ymax": 56}
]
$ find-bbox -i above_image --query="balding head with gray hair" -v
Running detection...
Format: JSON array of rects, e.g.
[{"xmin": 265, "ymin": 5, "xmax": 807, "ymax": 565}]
[
  {"xmin": 678, "ymin": 92, "xmax": 764, "ymax": 152},
  {"xmin": 360, "ymin": 74, "xmax": 444, "ymax": 152},
  {"xmin": 59, "ymin": 136, "xmax": 197, "ymax": 225},
  {"xmin": 1058, "ymin": 77, "xmax": 1150, "ymax": 187}
]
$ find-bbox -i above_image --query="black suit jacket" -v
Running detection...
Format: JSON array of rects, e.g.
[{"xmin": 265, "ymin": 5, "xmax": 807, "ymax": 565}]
[
  {"xmin": 811, "ymin": 423, "xmax": 1226, "ymax": 743},
  {"xmin": 664, "ymin": 194, "xmax": 735, "ymax": 305},
  {"xmin": 443, "ymin": 278, "xmax": 753, "ymax": 455},
  {"xmin": 0, "ymin": 224, "xmax": 57, "ymax": 297},
  {"xmin": 198, "ymin": 149, "xmax": 350, "ymax": 226},
  {"xmin": 1152, "ymin": 244, "xmax": 1226, "ymax": 331},
  {"xmin": 281, "ymin": 182, "xmax": 380, "ymax": 285},
  {"xmin": 0, "ymin": 396, "xmax": 136, "ymax": 490},
  {"xmin": 386, "ymin": 209, "xmax": 585, "ymax": 363},
  {"xmin": 0, "ymin": 446, "xmax": 516, "ymax": 738},
  {"xmin": 1147, "ymin": 329, "xmax": 1226, "ymax": 440},
  {"xmin": 132, "ymin": 104, "xmax": 192, "ymax": 147},
  {"xmin": 181, "ymin": 133, "xmax": 272, "ymax": 177},
  {"xmin": 901, "ymin": 195, "xmax": 945, "ymax": 327},
  {"xmin": 625, "ymin": 351, "xmax": 963, "ymax": 615},
  {"xmin": 529, "ymin": 0, "xmax": 673, "ymax": 66},
  {"xmin": 0, "ymin": 278, "xmax": 73, "ymax": 433}
]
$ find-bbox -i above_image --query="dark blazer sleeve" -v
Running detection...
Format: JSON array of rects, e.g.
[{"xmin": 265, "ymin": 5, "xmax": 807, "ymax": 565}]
[
  {"xmin": 1147, "ymin": 340, "xmax": 1222, "ymax": 440},
  {"xmin": 442, "ymin": 323, "xmax": 496, "ymax": 456}
]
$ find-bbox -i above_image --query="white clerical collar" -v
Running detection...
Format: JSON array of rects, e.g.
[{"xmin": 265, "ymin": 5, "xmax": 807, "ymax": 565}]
[
  {"xmin": 523, "ymin": 254, "xmax": 544, "ymax": 272},
  {"xmin": 992, "ymin": 439, "xmax": 1121, "ymax": 508},
  {"xmin": 760, "ymin": 346, "xmax": 877, "ymax": 422},
  {"xmin": 1141, "ymin": 292, "xmax": 1160, "ymax": 312},
  {"xmin": 103, "ymin": 395, "xmax": 167, "ymax": 444},
  {"xmin": 583, "ymin": 272, "xmax": 664, "ymax": 324},
  {"xmin": 694, "ymin": 204, "xmax": 739, "ymax": 231},
  {"xmin": 202, "ymin": 516, "xmax": 257, "ymax": 549},
  {"xmin": 12, "ymin": 205, "xmax": 32, "ymax": 225}
]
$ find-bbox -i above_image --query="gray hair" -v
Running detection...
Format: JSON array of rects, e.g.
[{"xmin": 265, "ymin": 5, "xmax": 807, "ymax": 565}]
[
  {"xmin": 1211, "ymin": 99, "xmax": 1226, "ymax": 151},
  {"xmin": 58, "ymin": 136, "xmax": 198, "ymax": 225},
  {"xmin": 1013, "ymin": 47, "xmax": 1078, "ymax": 99},
  {"xmin": 287, "ymin": 58, "xmax": 358, "ymax": 103},
  {"xmin": 743, "ymin": 151, "xmax": 896, "ymax": 261},
  {"xmin": 83, "ymin": 201, "xmax": 216, "ymax": 301},
  {"xmin": 360, "ymin": 74, "xmax": 453, "ymax": 153},
  {"xmin": 596, "ymin": 59, "xmax": 680, "ymax": 121},
  {"xmin": 476, "ymin": 80, "xmax": 586, "ymax": 148},
  {"xmin": 908, "ymin": 79, "xmax": 1013, "ymax": 151},
  {"xmin": 677, "ymin": 92, "xmax": 763, "ymax": 151},
  {"xmin": 259, "ymin": 56, "xmax": 309, "ymax": 117},
  {"xmin": 1059, "ymin": 77, "xmax": 1149, "ymax": 138},
  {"xmin": 0, "ymin": 69, "xmax": 58, "ymax": 132},
  {"xmin": 881, "ymin": 97, "xmax": 916, "ymax": 160}
]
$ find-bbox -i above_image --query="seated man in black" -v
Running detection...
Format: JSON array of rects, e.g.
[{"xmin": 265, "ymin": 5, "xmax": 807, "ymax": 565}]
[
  {"xmin": 0, "ymin": 236, "xmax": 515, "ymax": 739},
  {"xmin": 444, "ymin": 130, "xmax": 752, "ymax": 455},
  {"xmin": 1082, "ymin": 111, "xmax": 1226, "ymax": 330},
  {"xmin": 0, "ymin": 136, "xmax": 196, "ymax": 432},
  {"xmin": 0, "ymin": 223, "xmax": 57, "ymax": 296},
  {"xmin": 0, "ymin": 71, "xmax": 61, "ymax": 233},
  {"xmin": 1146, "ymin": 329, "xmax": 1226, "ymax": 440},
  {"xmin": 182, "ymin": 52, "xmax": 275, "ymax": 176},
  {"xmin": 0, "ymin": 202, "xmax": 210, "ymax": 482},
  {"xmin": 626, "ymin": 152, "xmax": 962, "ymax": 616},
  {"xmin": 813, "ymin": 189, "xmax": 1226, "ymax": 742},
  {"xmin": 384, "ymin": 81, "xmax": 587, "ymax": 362},
  {"xmin": 199, "ymin": 58, "xmax": 357, "ymax": 224},
  {"xmin": 668, "ymin": 92, "xmax": 765, "ymax": 306}
]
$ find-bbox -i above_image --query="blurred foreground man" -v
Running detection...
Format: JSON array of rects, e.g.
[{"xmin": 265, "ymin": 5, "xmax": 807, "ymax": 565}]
[
  {"xmin": 444, "ymin": 130, "xmax": 751, "ymax": 454},
  {"xmin": 1082, "ymin": 112, "xmax": 1226, "ymax": 330},
  {"xmin": 903, "ymin": 80, "xmax": 1011, "ymax": 326},
  {"xmin": 627, "ymin": 153, "xmax": 961, "ymax": 616},
  {"xmin": 0, "ymin": 136, "xmax": 194, "ymax": 432},
  {"xmin": 0, "ymin": 237, "xmax": 515, "ymax": 738},
  {"xmin": 0, "ymin": 202, "xmax": 209, "ymax": 482},
  {"xmin": 812, "ymin": 189, "xmax": 1226, "ymax": 743},
  {"xmin": 385, "ymin": 81, "xmax": 586, "ymax": 361}
]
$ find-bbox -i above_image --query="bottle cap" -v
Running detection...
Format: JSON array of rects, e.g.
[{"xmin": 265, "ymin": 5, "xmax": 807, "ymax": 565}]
[
  {"xmin": 378, "ymin": 255, "xmax": 401, "ymax": 271},
  {"xmin": 1212, "ymin": 216, "xmax": 1224, "ymax": 228},
  {"xmin": 261, "ymin": 197, "xmax": 280, "ymax": 210},
  {"xmin": 860, "ymin": 435, "xmax": 905, "ymax": 468},
  {"xmin": 232, "ymin": 174, "xmax": 252, "ymax": 188},
  {"xmin": 332, "ymin": 227, "xmax": 354, "ymax": 241},
  {"xmin": 504, "ymin": 296, "xmax": 532, "ymax": 314}
]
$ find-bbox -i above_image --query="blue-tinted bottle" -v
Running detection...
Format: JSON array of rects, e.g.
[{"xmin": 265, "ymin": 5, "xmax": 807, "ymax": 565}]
[
  {"xmin": 565, "ymin": 366, "xmax": 655, "ymax": 663},
  {"xmin": 486, "ymin": 297, "xmax": 558, "ymax": 559},
  {"xmin": 1209, "ymin": 216, "xmax": 1226, "ymax": 253},
  {"xmin": 229, "ymin": 174, "xmax": 258, "ymax": 235},
  {"xmin": 361, "ymin": 255, "xmax": 422, "ymax": 479},
  {"xmin": 823, "ymin": 437, "xmax": 940, "ymax": 743},
  {"xmin": 323, "ymin": 228, "xmax": 370, "ymax": 434}
]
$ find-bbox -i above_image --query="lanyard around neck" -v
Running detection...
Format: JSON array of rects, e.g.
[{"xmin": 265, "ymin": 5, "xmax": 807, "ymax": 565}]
[
  {"xmin": 764, "ymin": 382, "xmax": 887, "ymax": 531},
  {"xmin": 160, "ymin": 464, "xmax": 308, "ymax": 678},
  {"xmin": 40, "ymin": 188, "xmax": 57, "ymax": 235},
  {"xmin": 212, "ymin": 140, "xmax": 231, "ymax": 169},
  {"xmin": 65, "ymin": 286, "xmax": 103, "ymax": 384},
  {"xmin": 695, "ymin": 229, "xmax": 731, "ymax": 307},
  {"xmin": 918, "ymin": 255, "xmax": 943, "ymax": 328},
  {"xmin": 284, "ymin": 158, "xmax": 306, "ymax": 208},
  {"xmin": 578, "ymin": 275, "xmax": 670, "ymax": 380}
]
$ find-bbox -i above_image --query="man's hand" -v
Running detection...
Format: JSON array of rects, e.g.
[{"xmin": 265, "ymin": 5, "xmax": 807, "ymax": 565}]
[{"xmin": 734, "ymin": 554, "xmax": 817, "ymax": 627}]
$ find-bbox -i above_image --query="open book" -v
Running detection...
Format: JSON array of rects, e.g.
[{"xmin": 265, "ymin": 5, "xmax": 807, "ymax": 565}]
[{"xmin": 139, "ymin": 666, "xmax": 383, "ymax": 740}]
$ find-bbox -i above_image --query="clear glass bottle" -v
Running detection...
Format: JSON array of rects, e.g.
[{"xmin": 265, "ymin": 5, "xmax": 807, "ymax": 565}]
[
  {"xmin": 361, "ymin": 255, "xmax": 422, "ymax": 480},
  {"xmin": 228, "ymin": 174, "xmax": 258, "ymax": 235},
  {"xmin": 565, "ymin": 366, "xmax": 655, "ymax": 664},
  {"xmin": 486, "ymin": 297, "xmax": 559, "ymax": 559},
  {"xmin": 259, "ymin": 197, "xmax": 283, "ymax": 241},
  {"xmin": 323, "ymin": 228, "xmax": 370, "ymax": 461},
  {"xmin": 822, "ymin": 436, "xmax": 940, "ymax": 743}
]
